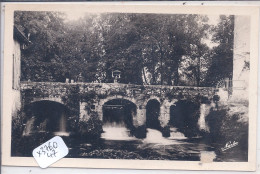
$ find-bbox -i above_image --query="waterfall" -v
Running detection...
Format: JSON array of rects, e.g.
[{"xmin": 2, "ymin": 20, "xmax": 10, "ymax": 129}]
[
  {"xmin": 54, "ymin": 113, "xmax": 69, "ymax": 136},
  {"xmin": 60, "ymin": 113, "xmax": 66, "ymax": 132},
  {"xmin": 101, "ymin": 122, "xmax": 136, "ymax": 141},
  {"xmin": 142, "ymin": 128, "xmax": 186, "ymax": 145},
  {"xmin": 198, "ymin": 104, "xmax": 209, "ymax": 132},
  {"xmin": 169, "ymin": 127, "xmax": 187, "ymax": 140}
]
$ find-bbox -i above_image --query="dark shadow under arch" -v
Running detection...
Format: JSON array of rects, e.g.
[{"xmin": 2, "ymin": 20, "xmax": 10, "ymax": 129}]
[
  {"xmin": 170, "ymin": 100, "xmax": 200, "ymax": 137},
  {"xmin": 146, "ymin": 99, "xmax": 161, "ymax": 130},
  {"xmin": 102, "ymin": 99, "xmax": 136, "ymax": 132},
  {"xmin": 23, "ymin": 100, "xmax": 70, "ymax": 136}
]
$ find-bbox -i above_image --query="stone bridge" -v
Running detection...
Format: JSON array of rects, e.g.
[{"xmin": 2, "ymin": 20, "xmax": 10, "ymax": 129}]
[{"xmin": 21, "ymin": 81, "xmax": 219, "ymax": 137}]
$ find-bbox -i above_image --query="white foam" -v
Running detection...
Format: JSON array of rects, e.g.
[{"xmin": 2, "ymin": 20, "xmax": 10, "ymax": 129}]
[
  {"xmin": 101, "ymin": 126, "xmax": 136, "ymax": 141},
  {"xmin": 142, "ymin": 128, "xmax": 186, "ymax": 145}
]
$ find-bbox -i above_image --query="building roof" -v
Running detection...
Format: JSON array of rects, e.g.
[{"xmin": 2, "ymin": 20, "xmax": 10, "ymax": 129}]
[{"xmin": 13, "ymin": 25, "xmax": 30, "ymax": 44}]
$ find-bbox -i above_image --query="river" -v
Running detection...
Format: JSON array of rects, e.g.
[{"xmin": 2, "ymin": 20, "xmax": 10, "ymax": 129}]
[{"xmin": 68, "ymin": 126, "xmax": 219, "ymax": 161}]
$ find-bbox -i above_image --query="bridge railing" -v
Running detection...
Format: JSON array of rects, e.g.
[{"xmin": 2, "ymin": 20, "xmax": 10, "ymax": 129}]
[
  {"xmin": 21, "ymin": 81, "xmax": 217, "ymax": 90},
  {"xmin": 20, "ymin": 81, "xmax": 217, "ymax": 99}
]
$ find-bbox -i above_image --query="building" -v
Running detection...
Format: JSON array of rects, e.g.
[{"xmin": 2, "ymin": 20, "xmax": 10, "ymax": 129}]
[
  {"xmin": 232, "ymin": 16, "xmax": 250, "ymax": 101},
  {"xmin": 11, "ymin": 25, "xmax": 30, "ymax": 116}
]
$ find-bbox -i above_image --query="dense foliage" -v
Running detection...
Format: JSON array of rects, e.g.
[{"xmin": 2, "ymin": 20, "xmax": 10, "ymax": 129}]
[
  {"xmin": 15, "ymin": 11, "xmax": 234, "ymax": 87},
  {"xmin": 77, "ymin": 113, "xmax": 103, "ymax": 140},
  {"xmin": 206, "ymin": 103, "xmax": 248, "ymax": 161}
]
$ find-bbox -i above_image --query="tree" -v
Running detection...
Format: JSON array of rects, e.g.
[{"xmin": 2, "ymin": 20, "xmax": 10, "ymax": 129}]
[
  {"xmin": 205, "ymin": 15, "xmax": 234, "ymax": 86},
  {"xmin": 15, "ymin": 11, "xmax": 67, "ymax": 82},
  {"xmin": 15, "ymin": 11, "xmax": 216, "ymax": 87}
]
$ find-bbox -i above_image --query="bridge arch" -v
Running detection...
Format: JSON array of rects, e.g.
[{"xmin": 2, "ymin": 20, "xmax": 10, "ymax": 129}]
[
  {"xmin": 143, "ymin": 96, "xmax": 161, "ymax": 107},
  {"xmin": 100, "ymin": 97, "xmax": 137, "ymax": 137},
  {"xmin": 22, "ymin": 100, "xmax": 70, "ymax": 136},
  {"xmin": 29, "ymin": 97, "xmax": 64, "ymax": 105},
  {"xmin": 169, "ymin": 99, "xmax": 200, "ymax": 137},
  {"xmin": 99, "ymin": 95, "xmax": 137, "ymax": 108},
  {"xmin": 146, "ymin": 99, "xmax": 161, "ymax": 130},
  {"xmin": 98, "ymin": 96, "xmax": 137, "ymax": 120},
  {"xmin": 157, "ymin": 99, "xmax": 178, "ymax": 128}
]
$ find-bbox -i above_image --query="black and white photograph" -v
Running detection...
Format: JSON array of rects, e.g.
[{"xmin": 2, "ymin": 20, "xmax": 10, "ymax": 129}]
[{"xmin": 2, "ymin": 4, "xmax": 258, "ymax": 171}]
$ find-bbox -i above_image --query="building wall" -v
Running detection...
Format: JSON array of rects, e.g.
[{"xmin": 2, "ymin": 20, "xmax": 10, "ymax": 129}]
[
  {"xmin": 13, "ymin": 39, "xmax": 21, "ymax": 90},
  {"xmin": 11, "ymin": 39, "xmax": 21, "ymax": 117},
  {"xmin": 232, "ymin": 15, "xmax": 250, "ymax": 101}
]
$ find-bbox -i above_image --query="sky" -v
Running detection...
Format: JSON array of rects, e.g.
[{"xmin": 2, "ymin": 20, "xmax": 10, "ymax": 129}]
[
  {"xmin": 204, "ymin": 15, "xmax": 220, "ymax": 48},
  {"xmin": 64, "ymin": 11, "xmax": 86, "ymax": 22},
  {"xmin": 65, "ymin": 11, "xmax": 220, "ymax": 24}
]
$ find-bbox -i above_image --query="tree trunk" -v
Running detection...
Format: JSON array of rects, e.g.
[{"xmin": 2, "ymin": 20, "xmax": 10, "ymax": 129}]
[
  {"xmin": 196, "ymin": 57, "xmax": 200, "ymax": 87},
  {"xmin": 173, "ymin": 67, "xmax": 179, "ymax": 86},
  {"xmin": 142, "ymin": 67, "xmax": 148, "ymax": 85},
  {"xmin": 159, "ymin": 45, "xmax": 163, "ymax": 85}
]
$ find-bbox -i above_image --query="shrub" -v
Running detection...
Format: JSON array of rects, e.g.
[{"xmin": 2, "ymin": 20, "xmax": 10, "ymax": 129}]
[
  {"xmin": 11, "ymin": 110, "xmax": 26, "ymax": 156},
  {"xmin": 206, "ymin": 107, "xmax": 248, "ymax": 144},
  {"xmin": 133, "ymin": 125, "xmax": 146, "ymax": 138},
  {"xmin": 12, "ymin": 111, "xmax": 53, "ymax": 157},
  {"xmin": 206, "ymin": 105, "xmax": 248, "ymax": 161},
  {"xmin": 14, "ymin": 132, "xmax": 53, "ymax": 157},
  {"xmin": 80, "ymin": 149, "xmax": 143, "ymax": 159},
  {"xmin": 77, "ymin": 113, "xmax": 103, "ymax": 141},
  {"xmin": 161, "ymin": 125, "xmax": 170, "ymax": 137}
]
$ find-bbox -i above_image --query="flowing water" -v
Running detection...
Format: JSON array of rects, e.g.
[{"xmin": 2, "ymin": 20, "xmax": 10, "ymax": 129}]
[
  {"xmin": 101, "ymin": 126, "xmax": 136, "ymax": 141},
  {"xmin": 20, "ymin": 114, "xmax": 245, "ymax": 161},
  {"xmin": 198, "ymin": 104, "xmax": 210, "ymax": 131},
  {"xmin": 54, "ymin": 113, "xmax": 70, "ymax": 136},
  {"xmin": 17, "ymin": 105, "xmax": 247, "ymax": 161},
  {"xmin": 71, "ymin": 124, "xmax": 217, "ymax": 161},
  {"xmin": 142, "ymin": 128, "xmax": 185, "ymax": 145},
  {"xmin": 23, "ymin": 117, "xmax": 35, "ymax": 136},
  {"xmin": 21, "ymin": 112, "xmax": 216, "ymax": 161}
]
